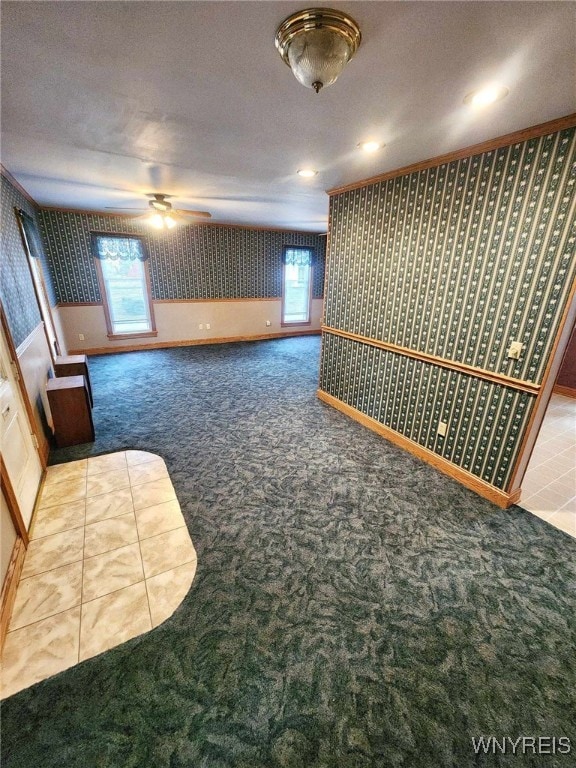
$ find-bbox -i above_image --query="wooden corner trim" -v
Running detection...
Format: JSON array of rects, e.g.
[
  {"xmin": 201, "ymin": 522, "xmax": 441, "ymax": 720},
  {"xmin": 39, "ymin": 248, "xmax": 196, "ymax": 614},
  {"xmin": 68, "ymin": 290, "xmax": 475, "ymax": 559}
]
[
  {"xmin": 328, "ymin": 113, "xmax": 576, "ymax": 196},
  {"xmin": 322, "ymin": 326, "xmax": 540, "ymax": 395},
  {"xmin": 68, "ymin": 329, "xmax": 321, "ymax": 356},
  {"xmin": 0, "ymin": 538, "xmax": 26, "ymax": 651},
  {"xmin": 317, "ymin": 388, "xmax": 517, "ymax": 509}
]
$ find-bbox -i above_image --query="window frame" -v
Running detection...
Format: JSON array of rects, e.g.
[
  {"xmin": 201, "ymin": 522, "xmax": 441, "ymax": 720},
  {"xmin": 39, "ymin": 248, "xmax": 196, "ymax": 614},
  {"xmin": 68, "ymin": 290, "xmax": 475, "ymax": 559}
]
[
  {"xmin": 281, "ymin": 246, "xmax": 314, "ymax": 328},
  {"xmin": 16, "ymin": 208, "xmax": 62, "ymax": 362},
  {"xmin": 91, "ymin": 232, "xmax": 158, "ymax": 340}
]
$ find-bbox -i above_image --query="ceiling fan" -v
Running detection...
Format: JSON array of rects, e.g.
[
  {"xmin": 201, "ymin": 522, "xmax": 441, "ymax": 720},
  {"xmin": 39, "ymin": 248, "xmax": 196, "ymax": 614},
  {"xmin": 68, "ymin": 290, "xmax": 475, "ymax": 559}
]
[{"xmin": 106, "ymin": 194, "xmax": 211, "ymax": 229}]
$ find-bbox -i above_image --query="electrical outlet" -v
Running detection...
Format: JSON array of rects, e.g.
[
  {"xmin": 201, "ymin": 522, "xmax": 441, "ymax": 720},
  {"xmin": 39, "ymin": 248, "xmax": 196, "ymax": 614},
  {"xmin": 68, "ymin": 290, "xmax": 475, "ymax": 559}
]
[
  {"xmin": 78, "ymin": 333, "xmax": 85, "ymax": 341},
  {"xmin": 266, "ymin": 320, "xmax": 271, "ymax": 327},
  {"xmin": 199, "ymin": 324, "xmax": 204, "ymax": 330},
  {"xmin": 507, "ymin": 340, "xmax": 523, "ymax": 360},
  {"xmin": 206, "ymin": 323, "xmax": 211, "ymax": 330},
  {"xmin": 437, "ymin": 421, "xmax": 448, "ymax": 437}
]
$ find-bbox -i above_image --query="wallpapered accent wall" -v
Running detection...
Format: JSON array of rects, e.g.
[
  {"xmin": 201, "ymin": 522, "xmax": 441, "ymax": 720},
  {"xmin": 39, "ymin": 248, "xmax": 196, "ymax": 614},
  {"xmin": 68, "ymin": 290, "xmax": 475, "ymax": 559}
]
[
  {"xmin": 320, "ymin": 127, "xmax": 576, "ymax": 491},
  {"xmin": 0, "ymin": 175, "xmax": 52, "ymax": 347},
  {"xmin": 38, "ymin": 212, "xmax": 326, "ymax": 304}
]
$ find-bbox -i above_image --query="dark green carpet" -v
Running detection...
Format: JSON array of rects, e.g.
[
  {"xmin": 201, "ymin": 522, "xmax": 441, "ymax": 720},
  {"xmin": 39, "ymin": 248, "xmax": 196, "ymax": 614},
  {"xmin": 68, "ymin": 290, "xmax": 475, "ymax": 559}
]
[{"xmin": 2, "ymin": 337, "xmax": 575, "ymax": 767}]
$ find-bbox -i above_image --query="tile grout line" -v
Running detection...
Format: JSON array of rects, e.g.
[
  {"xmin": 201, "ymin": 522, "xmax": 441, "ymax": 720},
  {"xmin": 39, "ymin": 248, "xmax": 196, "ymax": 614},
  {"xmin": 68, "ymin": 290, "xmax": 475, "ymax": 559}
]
[
  {"xmin": 78, "ymin": 467, "xmax": 89, "ymax": 663},
  {"xmin": 129, "ymin": 473, "xmax": 155, "ymax": 630}
]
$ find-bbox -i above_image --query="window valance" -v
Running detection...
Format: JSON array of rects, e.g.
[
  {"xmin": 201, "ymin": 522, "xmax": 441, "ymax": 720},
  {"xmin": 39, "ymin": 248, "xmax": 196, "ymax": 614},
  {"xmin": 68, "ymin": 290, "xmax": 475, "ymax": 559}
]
[
  {"xmin": 92, "ymin": 234, "xmax": 148, "ymax": 261},
  {"xmin": 282, "ymin": 246, "xmax": 315, "ymax": 266}
]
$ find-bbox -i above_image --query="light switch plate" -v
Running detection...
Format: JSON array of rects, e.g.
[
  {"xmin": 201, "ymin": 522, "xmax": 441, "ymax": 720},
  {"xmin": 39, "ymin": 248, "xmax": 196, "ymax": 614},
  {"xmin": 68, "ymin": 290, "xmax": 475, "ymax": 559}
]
[{"xmin": 437, "ymin": 421, "xmax": 447, "ymax": 437}]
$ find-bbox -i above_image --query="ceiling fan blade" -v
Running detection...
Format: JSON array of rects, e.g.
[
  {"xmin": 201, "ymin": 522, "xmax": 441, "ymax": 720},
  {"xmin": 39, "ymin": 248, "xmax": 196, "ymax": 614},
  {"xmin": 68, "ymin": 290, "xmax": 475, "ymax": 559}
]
[
  {"xmin": 173, "ymin": 209, "xmax": 212, "ymax": 218},
  {"xmin": 105, "ymin": 207, "xmax": 147, "ymax": 211}
]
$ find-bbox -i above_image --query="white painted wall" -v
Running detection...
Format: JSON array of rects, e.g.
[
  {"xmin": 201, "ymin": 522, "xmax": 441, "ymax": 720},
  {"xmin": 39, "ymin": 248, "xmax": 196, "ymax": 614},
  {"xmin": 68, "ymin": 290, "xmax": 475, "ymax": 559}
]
[
  {"xmin": 16, "ymin": 323, "xmax": 54, "ymax": 433},
  {"xmin": 58, "ymin": 299, "xmax": 324, "ymax": 353}
]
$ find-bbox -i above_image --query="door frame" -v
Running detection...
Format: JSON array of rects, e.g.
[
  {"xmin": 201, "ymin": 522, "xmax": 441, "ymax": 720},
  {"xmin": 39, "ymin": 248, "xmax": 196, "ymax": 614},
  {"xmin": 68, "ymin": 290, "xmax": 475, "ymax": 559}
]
[
  {"xmin": 0, "ymin": 471, "xmax": 28, "ymax": 650},
  {"xmin": 0, "ymin": 457, "xmax": 29, "ymax": 545},
  {"xmin": 0, "ymin": 302, "xmax": 48, "ymax": 468}
]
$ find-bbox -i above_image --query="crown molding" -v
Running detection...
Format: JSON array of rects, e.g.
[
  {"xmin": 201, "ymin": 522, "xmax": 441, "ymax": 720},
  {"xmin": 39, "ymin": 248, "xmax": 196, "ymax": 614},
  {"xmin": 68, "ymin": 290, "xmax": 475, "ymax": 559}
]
[
  {"xmin": 328, "ymin": 112, "xmax": 576, "ymax": 196},
  {"xmin": 38, "ymin": 206, "xmax": 325, "ymax": 236},
  {"xmin": 0, "ymin": 165, "xmax": 38, "ymax": 208}
]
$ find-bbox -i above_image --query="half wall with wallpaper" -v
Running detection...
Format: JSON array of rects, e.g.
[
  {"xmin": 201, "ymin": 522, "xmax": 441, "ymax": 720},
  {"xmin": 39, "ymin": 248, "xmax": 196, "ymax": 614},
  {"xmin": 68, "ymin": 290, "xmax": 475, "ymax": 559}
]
[
  {"xmin": 319, "ymin": 116, "xmax": 576, "ymax": 507},
  {"xmin": 38, "ymin": 211, "xmax": 326, "ymax": 354}
]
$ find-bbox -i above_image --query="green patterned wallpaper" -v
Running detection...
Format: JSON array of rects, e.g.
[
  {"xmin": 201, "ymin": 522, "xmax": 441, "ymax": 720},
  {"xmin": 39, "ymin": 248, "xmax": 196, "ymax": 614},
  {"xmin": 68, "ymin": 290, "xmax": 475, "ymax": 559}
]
[
  {"xmin": 0, "ymin": 175, "xmax": 48, "ymax": 347},
  {"xmin": 38, "ymin": 212, "xmax": 326, "ymax": 304},
  {"xmin": 320, "ymin": 127, "xmax": 576, "ymax": 491}
]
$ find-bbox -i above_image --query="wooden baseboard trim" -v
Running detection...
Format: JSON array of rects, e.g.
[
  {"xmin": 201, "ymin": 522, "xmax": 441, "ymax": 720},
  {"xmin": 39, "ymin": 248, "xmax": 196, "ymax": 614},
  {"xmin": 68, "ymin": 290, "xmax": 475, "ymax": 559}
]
[
  {"xmin": 0, "ymin": 538, "xmax": 26, "ymax": 651},
  {"xmin": 317, "ymin": 389, "xmax": 517, "ymax": 509},
  {"xmin": 553, "ymin": 384, "xmax": 576, "ymax": 399},
  {"xmin": 69, "ymin": 329, "xmax": 321, "ymax": 356}
]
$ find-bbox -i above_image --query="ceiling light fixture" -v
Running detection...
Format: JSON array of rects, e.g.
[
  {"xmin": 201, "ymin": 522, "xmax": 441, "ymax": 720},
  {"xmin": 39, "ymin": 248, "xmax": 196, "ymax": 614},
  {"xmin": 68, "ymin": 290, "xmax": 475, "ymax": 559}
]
[
  {"xmin": 464, "ymin": 84, "xmax": 509, "ymax": 108},
  {"xmin": 275, "ymin": 8, "xmax": 361, "ymax": 94},
  {"xmin": 150, "ymin": 212, "xmax": 176, "ymax": 230},
  {"xmin": 358, "ymin": 141, "xmax": 383, "ymax": 153},
  {"xmin": 297, "ymin": 168, "xmax": 318, "ymax": 178}
]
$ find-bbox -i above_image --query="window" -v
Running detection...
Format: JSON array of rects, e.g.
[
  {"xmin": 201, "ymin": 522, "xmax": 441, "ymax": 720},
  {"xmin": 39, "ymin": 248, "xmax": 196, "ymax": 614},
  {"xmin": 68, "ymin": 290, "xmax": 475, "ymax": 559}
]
[
  {"xmin": 282, "ymin": 246, "xmax": 314, "ymax": 325},
  {"xmin": 16, "ymin": 209, "xmax": 62, "ymax": 360},
  {"xmin": 92, "ymin": 234, "xmax": 157, "ymax": 339}
]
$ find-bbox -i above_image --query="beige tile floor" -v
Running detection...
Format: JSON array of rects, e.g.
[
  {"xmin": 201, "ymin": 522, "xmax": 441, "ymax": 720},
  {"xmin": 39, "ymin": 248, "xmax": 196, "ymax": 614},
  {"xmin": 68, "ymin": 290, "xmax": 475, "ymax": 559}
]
[
  {"xmin": 521, "ymin": 394, "xmax": 576, "ymax": 538},
  {"xmin": 0, "ymin": 451, "xmax": 197, "ymax": 699}
]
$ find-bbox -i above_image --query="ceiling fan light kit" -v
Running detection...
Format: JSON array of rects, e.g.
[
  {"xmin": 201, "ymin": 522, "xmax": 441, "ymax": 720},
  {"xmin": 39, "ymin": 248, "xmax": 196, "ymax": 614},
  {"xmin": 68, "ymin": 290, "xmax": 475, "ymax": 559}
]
[
  {"xmin": 275, "ymin": 7, "xmax": 361, "ymax": 93},
  {"xmin": 148, "ymin": 194, "xmax": 172, "ymax": 212},
  {"xmin": 150, "ymin": 212, "xmax": 176, "ymax": 229},
  {"xmin": 105, "ymin": 193, "xmax": 211, "ymax": 227}
]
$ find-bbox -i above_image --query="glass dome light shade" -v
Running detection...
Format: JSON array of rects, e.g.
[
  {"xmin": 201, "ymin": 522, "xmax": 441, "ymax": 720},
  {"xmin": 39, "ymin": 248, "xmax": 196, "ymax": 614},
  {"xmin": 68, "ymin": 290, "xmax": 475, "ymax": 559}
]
[
  {"xmin": 276, "ymin": 8, "xmax": 361, "ymax": 93},
  {"xmin": 287, "ymin": 28, "xmax": 353, "ymax": 91}
]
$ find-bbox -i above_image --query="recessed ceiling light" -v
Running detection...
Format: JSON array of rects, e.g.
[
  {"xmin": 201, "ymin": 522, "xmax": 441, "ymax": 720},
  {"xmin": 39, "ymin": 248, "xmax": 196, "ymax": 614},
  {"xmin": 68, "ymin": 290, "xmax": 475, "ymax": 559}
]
[
  {"xmin": 464, "ymin": 84, "xmax": 509, "ymax": 108},
  {"xmin": 297, "ymin": 168, "xmax": 318, "ymax": 178},
  {"xmin": 358, "ymin": 140, "xmax": 383, "ymax": 153}
]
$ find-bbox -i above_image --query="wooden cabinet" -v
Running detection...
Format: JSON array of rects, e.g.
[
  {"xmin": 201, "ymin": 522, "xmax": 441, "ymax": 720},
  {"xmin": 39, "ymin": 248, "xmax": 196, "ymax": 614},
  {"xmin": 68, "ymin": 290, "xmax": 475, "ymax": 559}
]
[
  {"xmin": 47, "ymin": 376, "xmax": 94, "ymax": 448},
  {"xmin": 54, "ymin": 354, "xmax": 93, "ymax": 406}
]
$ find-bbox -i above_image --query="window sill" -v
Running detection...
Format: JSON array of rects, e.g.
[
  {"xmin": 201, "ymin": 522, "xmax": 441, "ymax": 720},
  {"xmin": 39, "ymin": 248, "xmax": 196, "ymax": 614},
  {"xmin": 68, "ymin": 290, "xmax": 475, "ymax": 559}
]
[
  {"xmin": 107, "ymin": 331, "xmax": 158, "ymax": 340},
  {"xmin": 281, "ymin": 321, "xmax": 311, "ymax": 328}
]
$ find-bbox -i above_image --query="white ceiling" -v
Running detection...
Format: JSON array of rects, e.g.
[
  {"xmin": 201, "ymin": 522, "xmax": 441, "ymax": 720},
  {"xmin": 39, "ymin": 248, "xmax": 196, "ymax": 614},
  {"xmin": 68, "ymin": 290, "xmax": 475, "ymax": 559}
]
[{"xmin": 2, "ymin": 1, "xmax": 575, "ymax": 232}]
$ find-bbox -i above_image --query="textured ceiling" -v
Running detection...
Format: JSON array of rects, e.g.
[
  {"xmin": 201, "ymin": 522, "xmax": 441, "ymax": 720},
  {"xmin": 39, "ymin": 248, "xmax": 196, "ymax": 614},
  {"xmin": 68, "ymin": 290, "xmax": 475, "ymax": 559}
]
[{"xmin": 2, "ymin": 1, "xmax": 575, "ymax": 231}]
